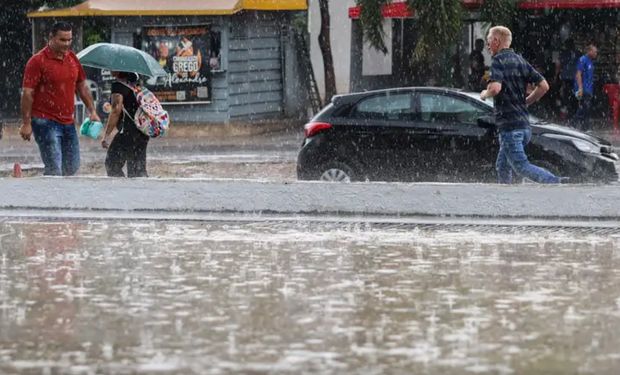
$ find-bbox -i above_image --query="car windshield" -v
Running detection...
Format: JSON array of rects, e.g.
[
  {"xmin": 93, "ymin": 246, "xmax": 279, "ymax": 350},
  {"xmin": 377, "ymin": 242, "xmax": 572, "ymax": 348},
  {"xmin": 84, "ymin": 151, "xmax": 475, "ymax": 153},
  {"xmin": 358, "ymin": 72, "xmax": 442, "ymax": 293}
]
[{"xmin": 461, "ymin": 91, "xmax": 544, "ymax": 123}]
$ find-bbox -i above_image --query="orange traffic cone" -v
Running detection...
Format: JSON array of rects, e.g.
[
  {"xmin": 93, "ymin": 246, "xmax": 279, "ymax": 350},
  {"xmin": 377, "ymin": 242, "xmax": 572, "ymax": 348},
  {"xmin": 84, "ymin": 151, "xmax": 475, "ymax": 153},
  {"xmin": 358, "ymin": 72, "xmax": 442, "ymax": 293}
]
[{"xmin": 13, "ymin": 163, "xmax": 22, "ymax": 178}]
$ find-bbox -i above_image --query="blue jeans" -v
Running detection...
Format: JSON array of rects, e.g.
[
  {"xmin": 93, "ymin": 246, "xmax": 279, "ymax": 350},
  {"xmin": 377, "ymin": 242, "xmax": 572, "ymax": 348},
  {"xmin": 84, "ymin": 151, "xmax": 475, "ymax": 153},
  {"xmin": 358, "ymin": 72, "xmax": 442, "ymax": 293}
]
[
  {"xmin": 496, "ymin": 128, "xmax": 559, "ymax": 184},
  {"xmin": 32, "ymin": 118, "xmax": 80, "ymax": 176}
]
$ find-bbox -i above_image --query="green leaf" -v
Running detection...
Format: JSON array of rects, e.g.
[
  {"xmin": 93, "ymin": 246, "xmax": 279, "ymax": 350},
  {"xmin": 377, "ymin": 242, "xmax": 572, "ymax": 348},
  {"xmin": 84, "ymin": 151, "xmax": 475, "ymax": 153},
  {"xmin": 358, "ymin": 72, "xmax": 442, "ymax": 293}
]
[
  {"xmin": 480, "ymin": 0, "xmax": 518, "ymax": 28},
  {"xmin": 408, "ymin": 0, "xmax": 463, "ymax": 62},
  {"xmin": 357, "ymin": 0, "xmax": 390, "ymax": 54},
  {"xmin": 356, "ymin": 0, "xmax": 463, "ymax": 62}
]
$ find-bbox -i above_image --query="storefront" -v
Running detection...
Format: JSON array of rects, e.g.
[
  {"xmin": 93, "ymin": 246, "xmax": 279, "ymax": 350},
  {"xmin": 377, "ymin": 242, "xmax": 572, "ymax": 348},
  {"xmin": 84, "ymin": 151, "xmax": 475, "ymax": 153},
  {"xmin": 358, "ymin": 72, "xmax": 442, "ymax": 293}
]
[
  {"xmin": 516, "ymin": 0, "xmax": 620, "ymax": 119},
  {"xmin": 28, "ymin": 0, "xmax": 308, "ymax": 123},
  {"xmin": 345, "ymin": 0, "xmax": 484, "ymax": 92},
  {"xmin": 342, "ymin": 0, "xmax": 619, "ymax": 121}
]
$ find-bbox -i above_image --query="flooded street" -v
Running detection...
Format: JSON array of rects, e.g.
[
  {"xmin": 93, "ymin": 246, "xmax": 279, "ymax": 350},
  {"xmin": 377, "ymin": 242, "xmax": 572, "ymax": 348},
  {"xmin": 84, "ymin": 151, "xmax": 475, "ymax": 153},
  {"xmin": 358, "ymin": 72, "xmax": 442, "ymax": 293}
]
[{"xmin": 1, "ymin": 219, "xmax": 620, "ymax": 374}]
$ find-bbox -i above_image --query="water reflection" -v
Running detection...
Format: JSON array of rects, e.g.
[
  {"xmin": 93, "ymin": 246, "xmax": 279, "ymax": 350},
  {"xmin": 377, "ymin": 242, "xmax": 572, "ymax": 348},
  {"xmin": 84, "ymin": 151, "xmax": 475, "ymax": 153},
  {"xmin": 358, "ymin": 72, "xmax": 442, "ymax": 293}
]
[{"xmin": 1, "ymin": 220, "xmax": 620, "ymax": 374}]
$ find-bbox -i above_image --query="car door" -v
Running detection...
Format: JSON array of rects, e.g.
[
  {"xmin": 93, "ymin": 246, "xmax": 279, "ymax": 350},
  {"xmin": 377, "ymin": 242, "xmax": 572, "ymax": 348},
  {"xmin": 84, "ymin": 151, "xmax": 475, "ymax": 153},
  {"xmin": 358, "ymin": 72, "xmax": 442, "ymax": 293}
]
[
  {"xmin": 413, "ymin": 91, "xmax": 497, "ymax": 182},
  {"xmin": 343, "ymin": 90, "xmax": 418, "ymax": 181}
]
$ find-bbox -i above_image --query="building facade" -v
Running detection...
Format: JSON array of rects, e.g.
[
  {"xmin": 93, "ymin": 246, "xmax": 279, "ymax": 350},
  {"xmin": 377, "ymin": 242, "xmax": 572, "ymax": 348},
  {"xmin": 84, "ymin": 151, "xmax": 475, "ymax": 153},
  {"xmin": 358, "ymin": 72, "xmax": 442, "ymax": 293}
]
[
  {"xmin": 29, "ymin": 0, "xmax": 309, "ymax": 124},
  {"xmin": 310, "ymin": 0, "xmax": 620, "ymax": 108}
]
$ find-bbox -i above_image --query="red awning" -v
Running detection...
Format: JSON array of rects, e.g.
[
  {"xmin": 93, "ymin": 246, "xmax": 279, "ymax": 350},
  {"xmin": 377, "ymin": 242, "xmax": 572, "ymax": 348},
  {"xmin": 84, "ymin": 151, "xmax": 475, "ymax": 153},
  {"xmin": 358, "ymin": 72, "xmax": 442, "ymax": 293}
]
[
  {"xmin": 520, "ymin": 0, "xmax": 620, "ymax": 9},
  {"xmin": 348, "ymin": 2, "xmax": 412, "ymax": 19},
  {"xmin": 348, "ymin": 0, "xmax": 483, "ymax": 19},
  {"xmin": 348, "ymin": 0, "xmax": 620, "ymax": 19},
  {"xmin": 462, "ymin": 0, "xmax": 484, "ymax": 9}
]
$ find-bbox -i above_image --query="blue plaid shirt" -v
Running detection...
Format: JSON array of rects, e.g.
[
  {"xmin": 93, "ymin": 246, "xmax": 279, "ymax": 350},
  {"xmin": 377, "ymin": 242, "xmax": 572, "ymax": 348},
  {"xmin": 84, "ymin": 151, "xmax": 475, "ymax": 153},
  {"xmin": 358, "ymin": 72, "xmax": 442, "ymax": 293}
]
[{"xmin": 490, "ymin": 48, "xmax": 544, "ymax": 131}]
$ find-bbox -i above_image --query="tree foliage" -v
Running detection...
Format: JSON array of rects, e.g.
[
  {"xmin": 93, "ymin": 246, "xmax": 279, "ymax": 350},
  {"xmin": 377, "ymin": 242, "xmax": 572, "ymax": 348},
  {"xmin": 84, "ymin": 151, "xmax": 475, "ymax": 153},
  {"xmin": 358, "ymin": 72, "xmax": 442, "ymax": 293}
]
[
  {"xmin": 408, "ymin": 0, "xmax": 463, "ymax": 62},
  {"xmin": 356, "ymin": 0, "xmax": 463, "ymax": 62},
  {"xmin": 0, "ymin": 0, "xmax": 86, "ymax": 116},
  {"xmin": 480, "ymin": 0, "xmax": 518, "ymax": 28},
  {"xmin": 358, "ymin": 0, "xmax": 389, "ymax": 54}
]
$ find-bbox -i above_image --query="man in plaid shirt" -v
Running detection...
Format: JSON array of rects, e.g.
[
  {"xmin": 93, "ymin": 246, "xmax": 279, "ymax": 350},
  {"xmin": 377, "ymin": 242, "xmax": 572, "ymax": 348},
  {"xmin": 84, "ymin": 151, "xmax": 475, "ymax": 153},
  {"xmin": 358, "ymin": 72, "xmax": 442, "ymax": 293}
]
[{"xmin": 480, "ymin": 26, "xmax": 563, "ymax": 184}]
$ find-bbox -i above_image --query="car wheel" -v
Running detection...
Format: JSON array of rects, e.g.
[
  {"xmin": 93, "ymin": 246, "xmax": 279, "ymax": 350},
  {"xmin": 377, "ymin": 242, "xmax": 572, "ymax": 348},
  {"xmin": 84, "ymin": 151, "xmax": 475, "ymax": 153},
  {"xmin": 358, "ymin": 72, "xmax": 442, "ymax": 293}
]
[{"xmin": 318, "ymin": 161, "xmax": 356, "ymax": 182}]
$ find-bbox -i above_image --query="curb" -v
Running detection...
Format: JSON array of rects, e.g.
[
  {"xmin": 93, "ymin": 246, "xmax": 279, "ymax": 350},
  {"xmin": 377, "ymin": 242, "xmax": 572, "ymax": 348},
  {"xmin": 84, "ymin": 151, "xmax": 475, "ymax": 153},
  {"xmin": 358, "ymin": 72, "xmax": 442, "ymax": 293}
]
[{"xmin": 1, "ymin": 177, "xmax": 620, "ymax": 221}]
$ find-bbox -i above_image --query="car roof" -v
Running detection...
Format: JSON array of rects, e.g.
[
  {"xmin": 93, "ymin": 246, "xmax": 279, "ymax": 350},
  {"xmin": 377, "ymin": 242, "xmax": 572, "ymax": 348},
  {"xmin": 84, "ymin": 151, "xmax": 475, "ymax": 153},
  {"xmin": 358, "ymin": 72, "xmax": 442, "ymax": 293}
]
[
  {"xmin": 330, "ymin": 87, "xmax": 489, "ymax": 107},
  {"xmin": 325, "ymin": 87, "xmax": 609, "ymax": 144}
]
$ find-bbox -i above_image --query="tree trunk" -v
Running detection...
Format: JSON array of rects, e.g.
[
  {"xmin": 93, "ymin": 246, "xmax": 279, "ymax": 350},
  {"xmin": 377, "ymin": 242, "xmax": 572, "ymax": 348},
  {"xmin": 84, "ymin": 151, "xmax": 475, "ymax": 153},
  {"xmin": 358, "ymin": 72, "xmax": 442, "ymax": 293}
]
[{"xmin": 318, "ymin": 0, "xmax": 337, "ymax": 102}]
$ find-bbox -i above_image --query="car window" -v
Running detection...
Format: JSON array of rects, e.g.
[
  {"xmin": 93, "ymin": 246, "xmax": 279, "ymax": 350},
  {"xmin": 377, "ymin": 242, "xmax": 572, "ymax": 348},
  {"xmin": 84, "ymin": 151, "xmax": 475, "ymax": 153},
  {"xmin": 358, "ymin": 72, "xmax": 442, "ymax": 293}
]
[
  {"xmin": 350, "ymin": 92, "xmax": 414, "ymax": 121},
  {"xmin": 418, "ymin": 93, "xmax": 486, "ymax": 124}
]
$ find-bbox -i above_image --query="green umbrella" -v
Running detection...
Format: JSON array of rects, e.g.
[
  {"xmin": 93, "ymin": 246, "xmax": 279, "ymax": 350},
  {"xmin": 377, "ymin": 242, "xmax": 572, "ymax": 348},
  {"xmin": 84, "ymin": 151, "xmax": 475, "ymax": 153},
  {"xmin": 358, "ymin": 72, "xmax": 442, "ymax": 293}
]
[{"xmin": 77, "ymin": 43, "xmax": 167, "ymax": 78}]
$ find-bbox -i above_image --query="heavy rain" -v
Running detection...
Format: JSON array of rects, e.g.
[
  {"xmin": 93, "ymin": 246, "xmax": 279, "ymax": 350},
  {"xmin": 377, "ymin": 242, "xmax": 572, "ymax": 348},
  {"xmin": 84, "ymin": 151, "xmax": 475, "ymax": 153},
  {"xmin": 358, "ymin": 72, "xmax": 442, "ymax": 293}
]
[
  {"xmin": 2, "ymin": 0, "xmax": 620, "ymax": 374},
  {"xmin": 2, "ymin": 219, "xmax": 620, "ymax": 374}
]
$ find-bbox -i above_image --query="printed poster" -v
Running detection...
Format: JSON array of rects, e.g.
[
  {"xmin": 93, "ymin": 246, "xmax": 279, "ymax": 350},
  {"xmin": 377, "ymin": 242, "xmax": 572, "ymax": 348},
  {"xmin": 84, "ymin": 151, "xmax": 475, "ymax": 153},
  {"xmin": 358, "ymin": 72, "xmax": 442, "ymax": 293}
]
[{"xmin": 142, "ymin": 25, "xmax": 213, "ymax": 103}]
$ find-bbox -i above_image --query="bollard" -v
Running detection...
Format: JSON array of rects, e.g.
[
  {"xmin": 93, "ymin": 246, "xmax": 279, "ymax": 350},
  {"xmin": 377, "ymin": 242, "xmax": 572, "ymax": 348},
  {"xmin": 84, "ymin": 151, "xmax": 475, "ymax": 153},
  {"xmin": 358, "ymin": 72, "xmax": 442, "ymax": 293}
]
[{"xmin": 13, "ymin": 163, "xmax": 22, "ymax": 178}]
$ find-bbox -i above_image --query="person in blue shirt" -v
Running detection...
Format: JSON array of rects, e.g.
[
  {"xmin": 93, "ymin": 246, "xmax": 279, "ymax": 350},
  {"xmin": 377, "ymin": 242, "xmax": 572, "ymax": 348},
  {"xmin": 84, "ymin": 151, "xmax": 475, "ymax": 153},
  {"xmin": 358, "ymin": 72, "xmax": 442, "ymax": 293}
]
[
  {"xmin": 480, "ymin": 26, "xmax": 563, "ymax": 184},
  {"xmin": 573, "ymin": 44, "xmax": 598, "ymax": 131}
]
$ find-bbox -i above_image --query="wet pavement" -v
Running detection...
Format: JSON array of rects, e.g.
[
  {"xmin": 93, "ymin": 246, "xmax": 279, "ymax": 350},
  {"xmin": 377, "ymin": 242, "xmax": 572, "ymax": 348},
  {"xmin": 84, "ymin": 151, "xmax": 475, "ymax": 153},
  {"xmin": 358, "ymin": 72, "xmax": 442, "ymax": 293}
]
[
  {"xmin": 1, "ymin": 218, "xmax": 620, "ymax": 374},
  {"xmin": 1, "ymin": 121, "xmax": 618, "ymax": 180},
  {"xmin": 0, "ymin": 123, "xmax": 302, "ymax": 178},
  {"xmin": 2, "ymin": 121, "xmax": 620, "ymax": 375}
]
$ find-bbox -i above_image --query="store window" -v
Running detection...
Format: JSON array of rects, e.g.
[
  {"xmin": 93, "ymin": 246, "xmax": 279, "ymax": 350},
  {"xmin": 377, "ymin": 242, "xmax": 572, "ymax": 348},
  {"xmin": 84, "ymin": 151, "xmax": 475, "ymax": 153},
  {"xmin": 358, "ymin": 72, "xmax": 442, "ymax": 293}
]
[{"xmin": 208, "ymin": 31, "xmax": 223, "ymax": 72}]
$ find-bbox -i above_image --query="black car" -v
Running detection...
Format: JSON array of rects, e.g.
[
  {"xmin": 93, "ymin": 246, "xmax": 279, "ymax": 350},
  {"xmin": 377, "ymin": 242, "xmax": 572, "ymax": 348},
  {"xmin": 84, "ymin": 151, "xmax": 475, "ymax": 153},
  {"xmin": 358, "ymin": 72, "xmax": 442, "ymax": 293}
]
[{"xmin": 297, "ymin": 87, "xmax": 619, "ymax": 183}]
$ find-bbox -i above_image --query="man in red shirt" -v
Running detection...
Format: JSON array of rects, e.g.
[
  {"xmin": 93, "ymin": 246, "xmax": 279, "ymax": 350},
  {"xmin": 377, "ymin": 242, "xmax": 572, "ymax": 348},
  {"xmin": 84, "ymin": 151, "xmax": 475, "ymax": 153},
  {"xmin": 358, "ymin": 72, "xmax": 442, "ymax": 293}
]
[{"xmin": 20, "ymin": 21, "xmax": 100, "ymax": 176}]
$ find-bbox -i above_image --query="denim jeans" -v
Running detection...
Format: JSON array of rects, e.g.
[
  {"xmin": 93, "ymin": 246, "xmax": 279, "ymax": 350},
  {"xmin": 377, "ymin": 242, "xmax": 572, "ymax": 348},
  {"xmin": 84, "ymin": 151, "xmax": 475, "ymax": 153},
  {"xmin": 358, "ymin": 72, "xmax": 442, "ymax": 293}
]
[
  {"xmin": 496, "ymin": 128, "xmax": 560, "ymax": 184},
  {"xmin": 31, "ymin": 118, "xmax": 80, "ymax": 176}
]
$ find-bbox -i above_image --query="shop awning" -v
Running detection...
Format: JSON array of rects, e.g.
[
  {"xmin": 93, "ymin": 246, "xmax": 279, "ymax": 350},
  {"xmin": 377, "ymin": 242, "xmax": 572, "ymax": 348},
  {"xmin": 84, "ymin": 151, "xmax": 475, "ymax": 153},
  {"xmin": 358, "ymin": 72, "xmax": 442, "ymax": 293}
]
[
  {"xmin": 28, "ymin": 0, "xmax": 307, "ymax": 18},
  {"xmin": 348, "ymin": 0, "xmax": 483, "ymax": 19},
  {"xmin": 520, "ymin": 0, "xmax": 620, "ymax": 9},
  {"xmin": 348, "ymin": 2, "xmax": 411, "ymax": 19}
]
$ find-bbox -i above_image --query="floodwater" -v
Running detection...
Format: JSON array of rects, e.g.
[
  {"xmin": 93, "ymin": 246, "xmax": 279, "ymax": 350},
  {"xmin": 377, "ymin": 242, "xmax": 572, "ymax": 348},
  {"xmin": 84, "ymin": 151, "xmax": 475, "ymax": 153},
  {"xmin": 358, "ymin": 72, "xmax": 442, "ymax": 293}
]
[{"xmin": 1, "ymin": 219, "xmax": 620, "ymax": 374}]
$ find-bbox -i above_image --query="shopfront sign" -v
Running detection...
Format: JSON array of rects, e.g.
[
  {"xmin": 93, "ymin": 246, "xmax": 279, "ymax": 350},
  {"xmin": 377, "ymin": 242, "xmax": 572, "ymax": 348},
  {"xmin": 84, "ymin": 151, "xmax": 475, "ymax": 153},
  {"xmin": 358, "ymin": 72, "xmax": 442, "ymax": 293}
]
[{"xmin": 142, "ymin": 25, "xmax": 213, "ymax": 104}]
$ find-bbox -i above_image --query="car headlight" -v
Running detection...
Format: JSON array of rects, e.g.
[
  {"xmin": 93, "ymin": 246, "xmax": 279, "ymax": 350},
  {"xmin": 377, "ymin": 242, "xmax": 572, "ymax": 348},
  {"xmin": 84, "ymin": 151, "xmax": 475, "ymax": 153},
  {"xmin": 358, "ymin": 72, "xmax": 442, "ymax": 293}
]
[
  {"xmin": 571, "ymin": 138, "xmax": 600, "ymax": 153},
  {"xmin": 542, "ymin": 133, "xmax": 600, "ymax": 154}
]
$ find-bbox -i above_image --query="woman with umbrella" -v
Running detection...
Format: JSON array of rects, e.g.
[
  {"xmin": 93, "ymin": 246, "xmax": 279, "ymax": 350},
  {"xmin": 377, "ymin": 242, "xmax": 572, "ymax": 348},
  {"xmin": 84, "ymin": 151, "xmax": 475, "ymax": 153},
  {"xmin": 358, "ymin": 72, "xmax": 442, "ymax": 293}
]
[
  {"xmin": 101, "ymin": 71, "xmax": 149, "ymax": 177},
  {"xmin": 77, "ymin": 43, "xmax": 168, "ymax": 177}
]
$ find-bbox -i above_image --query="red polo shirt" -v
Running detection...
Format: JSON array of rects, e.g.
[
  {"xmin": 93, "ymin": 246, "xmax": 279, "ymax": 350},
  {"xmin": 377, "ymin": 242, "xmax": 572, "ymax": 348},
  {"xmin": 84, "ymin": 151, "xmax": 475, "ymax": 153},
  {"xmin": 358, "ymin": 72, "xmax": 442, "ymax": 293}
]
[{"xmin": 22, "ymin": 46, "xmax": 86, "ymax": 125}]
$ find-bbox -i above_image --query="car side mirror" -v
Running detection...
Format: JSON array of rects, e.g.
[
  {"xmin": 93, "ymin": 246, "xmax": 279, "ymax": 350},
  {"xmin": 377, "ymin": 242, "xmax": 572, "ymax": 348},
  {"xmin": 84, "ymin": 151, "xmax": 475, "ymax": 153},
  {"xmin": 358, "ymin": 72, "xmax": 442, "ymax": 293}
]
[{"xmin": 477, "ymin": 116, "xmax": 496, "ymax": 129}]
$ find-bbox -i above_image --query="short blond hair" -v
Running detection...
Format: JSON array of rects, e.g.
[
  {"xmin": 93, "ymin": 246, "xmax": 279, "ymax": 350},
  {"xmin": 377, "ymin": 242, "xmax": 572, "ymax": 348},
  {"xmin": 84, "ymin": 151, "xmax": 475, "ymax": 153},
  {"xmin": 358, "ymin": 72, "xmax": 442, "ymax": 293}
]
[{"xmin": 488, "ymin": 26, "xmax": 512, "ymax": 47}]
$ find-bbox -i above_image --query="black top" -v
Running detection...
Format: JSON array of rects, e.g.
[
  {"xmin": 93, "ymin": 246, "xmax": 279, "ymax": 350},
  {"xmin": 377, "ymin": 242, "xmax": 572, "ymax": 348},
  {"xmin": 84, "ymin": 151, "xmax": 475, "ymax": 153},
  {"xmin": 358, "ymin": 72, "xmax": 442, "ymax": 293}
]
[
  {"xmin": 111, "ymin": 81, "xmax": 140, "ymax": 134},
  {"xmin": 490, "ymin": 48, "xmax": 544, "ymax": 131}
]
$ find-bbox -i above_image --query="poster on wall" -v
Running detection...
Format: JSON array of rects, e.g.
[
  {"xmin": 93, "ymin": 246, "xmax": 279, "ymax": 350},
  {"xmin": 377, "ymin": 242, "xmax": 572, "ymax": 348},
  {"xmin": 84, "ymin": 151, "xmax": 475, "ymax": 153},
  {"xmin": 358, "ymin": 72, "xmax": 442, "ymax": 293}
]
[{"xmin": 142, "ymin": 25, "xmax": 214, "ymax": 104}]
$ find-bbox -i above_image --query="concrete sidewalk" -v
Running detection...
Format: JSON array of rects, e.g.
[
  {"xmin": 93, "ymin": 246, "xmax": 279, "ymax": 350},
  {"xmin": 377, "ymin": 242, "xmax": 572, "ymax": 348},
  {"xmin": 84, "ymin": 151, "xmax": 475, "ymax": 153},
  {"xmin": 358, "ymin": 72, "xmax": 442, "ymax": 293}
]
[{"xmin": 1, "ymin": 177, "xmax": 620, "ymax": 221}]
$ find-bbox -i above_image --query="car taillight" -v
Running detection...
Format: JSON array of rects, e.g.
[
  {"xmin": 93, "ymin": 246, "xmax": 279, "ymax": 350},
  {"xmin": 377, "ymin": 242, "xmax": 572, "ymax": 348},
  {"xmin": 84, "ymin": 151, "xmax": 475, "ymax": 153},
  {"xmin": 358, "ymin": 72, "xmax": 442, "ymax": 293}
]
[{"xmin": 304, "ymin": 122, "xmax": 332, "ymax": 138}]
